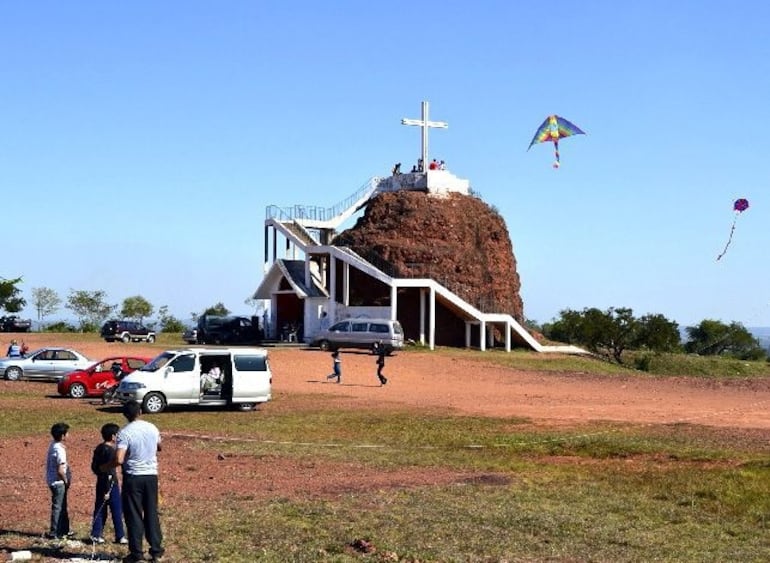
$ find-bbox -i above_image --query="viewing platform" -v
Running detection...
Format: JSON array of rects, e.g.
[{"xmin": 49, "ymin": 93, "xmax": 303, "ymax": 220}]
[{"xmin": 376, "ymin": 169, "xmax": 470, "ymax": 196}]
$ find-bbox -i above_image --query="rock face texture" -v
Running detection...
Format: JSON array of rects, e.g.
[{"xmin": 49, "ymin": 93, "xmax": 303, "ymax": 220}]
[{"xmin": 334, "ymin": 191, "xmax": 524, "ymax": 323}]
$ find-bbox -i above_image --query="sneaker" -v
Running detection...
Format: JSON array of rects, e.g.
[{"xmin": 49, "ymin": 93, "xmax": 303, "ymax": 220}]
[
  {"xmin": 380, "ymin": 377, "xmax": 388, "ymax": 385},
  {"xmin": 44, "ymin": 532, "xmax": 59, "ymax": 539},
  {"xmin": 90, "ymin": 536, "xmax": 105, "ymax": 544},
  {"xmin": 117, "ymin": 537, "xmax": 129, "ymax": 544}
]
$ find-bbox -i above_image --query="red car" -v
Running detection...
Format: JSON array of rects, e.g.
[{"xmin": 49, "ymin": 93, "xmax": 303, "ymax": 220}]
[{"xmin": 57, "ymin": 356, "xmax": 151, "ymax": 398}]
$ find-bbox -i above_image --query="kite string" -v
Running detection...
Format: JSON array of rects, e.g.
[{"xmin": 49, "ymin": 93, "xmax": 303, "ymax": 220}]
[{"xmin": 716, "ymin": 215, "xmax": 738, "ymax": 261}]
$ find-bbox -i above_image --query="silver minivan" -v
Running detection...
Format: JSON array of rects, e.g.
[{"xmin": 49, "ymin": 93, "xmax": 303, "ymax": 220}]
[
  {"xmin": 115, "ymin": 347, "xmax": 272, "ymax": 413},
  {"xmin": 312, "ymin": 318, "xmax": 404, "ymax": 354}
]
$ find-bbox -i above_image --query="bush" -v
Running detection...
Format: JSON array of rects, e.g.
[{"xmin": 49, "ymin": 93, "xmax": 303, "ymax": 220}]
[
  {"xmin": 43, "ymin": 321, "xmax": 77, "ymax": 332},
  {"xmin": 634, "ymin": 353, "xmax": 653, "ymax": 372}
]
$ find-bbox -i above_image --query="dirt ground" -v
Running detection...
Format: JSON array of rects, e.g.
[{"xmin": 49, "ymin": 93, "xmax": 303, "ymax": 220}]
[{"xmin": 2, "ymin": 335, "xmax": 770, "ymax": 561}]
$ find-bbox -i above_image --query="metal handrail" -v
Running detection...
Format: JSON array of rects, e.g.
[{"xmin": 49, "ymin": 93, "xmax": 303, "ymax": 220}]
[{"xmin": 265, "ymin": 177, "xmax": 380, "ymax": 223}]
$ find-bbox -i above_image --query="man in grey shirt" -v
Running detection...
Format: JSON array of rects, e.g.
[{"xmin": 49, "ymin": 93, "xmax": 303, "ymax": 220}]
[{"xmin": 115, "ymin": 400, "xmax": 164, "ymax": 563}]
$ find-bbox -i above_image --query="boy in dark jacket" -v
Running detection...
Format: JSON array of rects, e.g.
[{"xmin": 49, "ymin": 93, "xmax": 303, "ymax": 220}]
[{"xmin": 90, "ymin": 423, "xmax": 127, "ymax": 544}]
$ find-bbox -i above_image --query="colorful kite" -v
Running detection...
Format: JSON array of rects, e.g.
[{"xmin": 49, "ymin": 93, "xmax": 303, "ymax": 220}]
[
  {"xmin": 716, "ymin": 198, "xmax": 750, "ymax": 261},
  {"xmin": 528, "ymin": 115, "xmax": 586, "ymax": 168}
]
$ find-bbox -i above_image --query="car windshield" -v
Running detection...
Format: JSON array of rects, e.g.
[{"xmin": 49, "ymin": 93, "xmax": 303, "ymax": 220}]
[{"xmin": 140, "ymin": 352, "xmax": 175, "ymax": 371}]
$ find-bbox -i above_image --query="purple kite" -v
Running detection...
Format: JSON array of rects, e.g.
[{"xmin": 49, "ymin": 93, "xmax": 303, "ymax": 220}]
[{"xmin": 716, "ymin": 198, "xmax": 750, "ymax": 261}]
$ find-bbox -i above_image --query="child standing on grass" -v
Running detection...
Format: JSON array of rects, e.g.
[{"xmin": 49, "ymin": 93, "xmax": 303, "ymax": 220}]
[
  {"xmin": 90, "ymin": 423, "xmax": 127, "ymax": 545},
  {"xmin": 45, "ymin": 422, "xmax": 72, "ymax": 539},
  {"xmin": 326, "ymin": 350, "xmax": 341, "ymax": 383}
]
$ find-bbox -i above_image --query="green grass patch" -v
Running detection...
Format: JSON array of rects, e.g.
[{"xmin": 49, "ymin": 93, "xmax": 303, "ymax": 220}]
[{"xmin": 411, "ymin": 345, "xmax": 770, "ymax": 378}]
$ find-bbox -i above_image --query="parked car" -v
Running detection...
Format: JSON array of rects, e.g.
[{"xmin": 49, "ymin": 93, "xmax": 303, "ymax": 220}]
[
  {"xmin": 101, "ymin": 320, "xmax": 156, "ymax": 343},
  {"xmin": 0, "ymin": 347, "xmax": 92, "ymax": 381},
  {"xmin": 182, "ymin": 327, "xmax": 198, "ymax": 344},
  {"xmin": 196, "ymin": 315, "xmax": 262, "ymax": 345},
  {"xmin": 0, "ymin": 315, "xmax": 32, "ymax": 332},
  {"xmin": 57, "ymin": 355, "xmax": 151, "ymax": 398},
  {"xmin": 115, "ymin": 347, "xmax": 272, "ymax": 413},
  {"xmin": 311, "ymin": 318, "xmax": 404, "ymax": 354}
]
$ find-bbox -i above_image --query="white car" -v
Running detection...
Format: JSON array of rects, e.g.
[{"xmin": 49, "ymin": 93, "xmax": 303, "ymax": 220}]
[
  {"xmin": 116, "ymin": 347, "xmax": 272, "ymax": 413},
  {"xmin": 1, "ymin": 348, "xmax": 92, "ymax": 381}
]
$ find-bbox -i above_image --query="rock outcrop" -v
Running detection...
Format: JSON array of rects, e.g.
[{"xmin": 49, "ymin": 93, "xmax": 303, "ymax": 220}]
[{"xmin": 334, "ymin": 191, "xmax": 524, "ymax": 322}]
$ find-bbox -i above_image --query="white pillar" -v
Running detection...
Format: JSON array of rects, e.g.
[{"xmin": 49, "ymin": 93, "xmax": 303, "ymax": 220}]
[
  {"xmin": 465, "ymin": 322, "xmax": 471, "ymax": 348},
  {"xmin": 480, "ymin": 320, "xmax": 486, "ymax": 351},
  {"xmin": 505, "ymin": 322, "xmax": 511, "ymax": 352},
  {"xmin": 428, "ymin": 286, "xmax": 436, "ymax": 350},
  {"xmin": 329, "ymin": 254, "xmax": 337, "ymax": 321},
  {"xmin": 390, "ymin": 284, "xmax": 398, "ymax": 321},
  {"xmin": 343, "ymin": 262, "xmax": 350, "ymax": 306},
  {"xmin": 419, "ymin": 288, "xmax": 426, "ymax": 345},
  {"xmin": 272, "ymin": 230, "xmax": 277, "ymax": 263}
]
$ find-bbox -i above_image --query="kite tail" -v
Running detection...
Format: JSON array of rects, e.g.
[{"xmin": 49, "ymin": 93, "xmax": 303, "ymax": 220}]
[
  {"xmin": 716, "ymin": 216, "xmax": 738, "ymax": 261},
  {"xmin": 553, "ymin": 140, "xmax": 560, "ymax": 169}
]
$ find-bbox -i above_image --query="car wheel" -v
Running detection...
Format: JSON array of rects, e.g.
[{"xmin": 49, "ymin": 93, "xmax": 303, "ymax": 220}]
[
  {"xmin": 121, "ymin": 333, "xmax": 131, "ymax": 343},
  {"xmin": 5, "ymin": 366, "xmax": 23, "ymax": 381},
  {"xmin": 318, "ymin": 340, "xmax": 330, "ymax": 351},
  {"xmin": 69, "ymin": 383, "xmax": 87, "ymax": 399},
  {"xmin": 142, "ymin": 392, "xmax": 166, "ymax": 414},
  {"xmin": 147, "ymin": 334, "xmax": 155, "ymax": 343},
  {"xmin": 237, "ymin": 402, "xmax": 256, "ymax": 411}
]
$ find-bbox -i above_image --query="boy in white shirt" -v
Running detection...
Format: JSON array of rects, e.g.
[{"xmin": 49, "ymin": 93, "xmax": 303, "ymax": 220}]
[{"xmin": 45, "ymin": 422, "xmax": 72, "ymax": 539}]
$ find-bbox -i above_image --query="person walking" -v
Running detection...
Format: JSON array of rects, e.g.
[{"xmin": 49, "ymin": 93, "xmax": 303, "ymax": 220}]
[
  {"xmin": 326, "ymin": 350, "xmax": 341, "ymax": 383},
  {"xmin": 90, "ymin": 423, "xmax": 127, "ymax": 545},
  {"xmin": 374, "ymin": 342, "xmax": 388, "ymax": 386},
  {"xmin": 45, "ymin": 422, "xmax": 73, "ymax": 540},
  {"xmin": 112, "ymin": 400, "xmax": 164, "ymax": 563}
]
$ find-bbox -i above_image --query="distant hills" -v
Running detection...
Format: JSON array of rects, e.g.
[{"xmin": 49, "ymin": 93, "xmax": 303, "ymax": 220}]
[{"xmin": 748, "ymin": 327, "xmax": 770, "ymax": 350}]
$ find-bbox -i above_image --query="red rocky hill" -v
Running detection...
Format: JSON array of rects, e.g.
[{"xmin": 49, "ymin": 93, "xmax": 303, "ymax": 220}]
[{"xmin": 334, "ymin": 191, "xmax": 524, "ymax": 322}]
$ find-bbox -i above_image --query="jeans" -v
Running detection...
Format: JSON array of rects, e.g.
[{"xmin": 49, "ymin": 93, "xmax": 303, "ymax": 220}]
[
  {"xmin": 122, "ymin": 474, "xmax": 163, "ymax": 560},
  {"xmin": 91, "ymin": 477, "xmax": 125, "ymax": 540},
  {"xmin": 49, "ymin": 482, "xmax": 70, "ymax": 537}
]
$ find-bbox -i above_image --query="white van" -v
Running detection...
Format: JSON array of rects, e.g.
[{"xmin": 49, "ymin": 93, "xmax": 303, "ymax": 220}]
[
  {"xmin": 115, "ymin": 347, "xmax": 271, "ymax": 413},
  {"xmin": 311, "ymin": 318, "xmax": 404, "ymax": 354}
]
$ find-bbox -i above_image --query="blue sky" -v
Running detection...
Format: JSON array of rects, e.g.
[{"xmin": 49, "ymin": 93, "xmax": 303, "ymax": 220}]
[{"xmin": 2, "ymin": 1, "xmax": 768, "ymax": 328}]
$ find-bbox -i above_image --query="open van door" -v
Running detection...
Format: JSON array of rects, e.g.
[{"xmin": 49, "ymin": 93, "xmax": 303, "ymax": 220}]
[{"xmin": 231, "ymin": 351, "xmax": 271, "ymax": 407}]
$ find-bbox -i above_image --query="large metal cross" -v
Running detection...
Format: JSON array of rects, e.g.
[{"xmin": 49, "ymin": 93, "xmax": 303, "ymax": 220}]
[{"xmin": 401, "ymin": 101, "xmax": 448, "ymax": 169}]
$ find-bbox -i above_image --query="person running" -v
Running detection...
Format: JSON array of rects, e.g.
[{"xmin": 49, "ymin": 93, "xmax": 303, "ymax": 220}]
[
  {"xmin": 374, "ymin": 342, "xmax": 388, "ymax": 386},
  {"xmin": 326, "ymin": 351, "xmax": 341, "ymax": 383}
]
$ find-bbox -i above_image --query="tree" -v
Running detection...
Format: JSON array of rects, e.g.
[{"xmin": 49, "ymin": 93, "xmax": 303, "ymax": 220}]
[
  {"xmin": 684, "ymin": 319, "xmax": 765, "ymax": 360},
  {"xmin": 544, "ymin": 307, "xmax": 639, "ymax": 363},
  {"xmin": 157, "ymin": 305, "xmax": 185, "ymax": 333},
  {"xmin": 66, "ymin": 289, "xmax": 115, "ymax": 332},
  {"xmin": 121, "ymin": 295, "xmax": 154, "ymax": 324},
  {"xmin": 544, "ymin": 307, "xmax": 685, "ymax": 363},
  {"xmin": 202, "ymin": 302, "xmax": 230, "ymax": 316},
  {"xmin": 634, "ymin": 313, "xmax": 681, "ymax": 352},
  {"xmin": 31, "ymin": 287, "xmax": 62, "ymax": 325},
  {"xmin": 0, "ymin": 276, "xmax": 26, "ymax": 312}
]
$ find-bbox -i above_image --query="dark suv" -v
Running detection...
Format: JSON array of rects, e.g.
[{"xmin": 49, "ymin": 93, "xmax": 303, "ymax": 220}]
[
  {"xmin": 197, "ymin": 314, "xmax": 263, "ymax": 345},
  {"xmin": 101, "ymin": 320, "xmax": 156, "ymax": 343}
]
